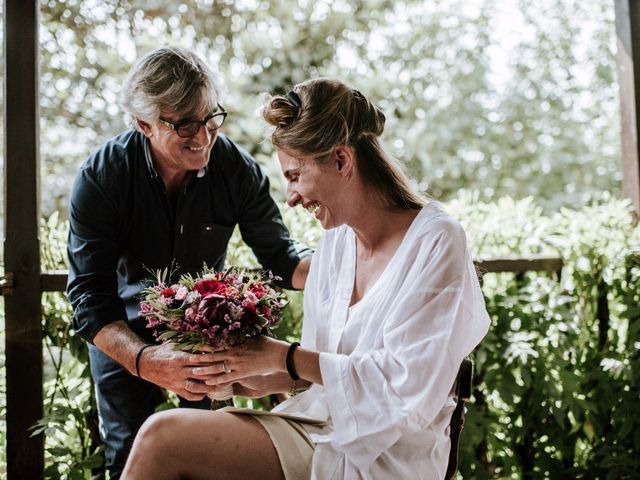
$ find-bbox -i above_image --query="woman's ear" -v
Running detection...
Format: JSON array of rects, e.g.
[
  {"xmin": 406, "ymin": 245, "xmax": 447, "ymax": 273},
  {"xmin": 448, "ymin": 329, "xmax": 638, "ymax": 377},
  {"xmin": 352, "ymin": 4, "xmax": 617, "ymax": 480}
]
[{"xmin": 333, "ymin": 146, "xmax": 355, "ymax": 179}]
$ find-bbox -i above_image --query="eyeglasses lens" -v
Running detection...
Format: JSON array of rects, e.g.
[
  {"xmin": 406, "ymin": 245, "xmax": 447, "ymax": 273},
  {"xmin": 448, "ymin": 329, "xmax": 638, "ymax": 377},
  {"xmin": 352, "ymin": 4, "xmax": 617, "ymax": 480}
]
[
  {"xmin": 176, "ymin": 122, "xmax": 200, "ymax": 137},
  {"xmin": 206, "ymin": 114, "xmax": 225, "ymax": 130},
  {"xmin": 175, "ymin": 113, "xmax": 226, "ymax": 138}
]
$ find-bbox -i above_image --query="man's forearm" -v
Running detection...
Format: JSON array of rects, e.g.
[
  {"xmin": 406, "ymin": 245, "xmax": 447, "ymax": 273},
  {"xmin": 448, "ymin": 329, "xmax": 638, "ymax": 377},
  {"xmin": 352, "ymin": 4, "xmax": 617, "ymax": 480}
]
[
  {"xmin": 93, "ymin": 320, "xmax": 148, "ymax": 375},
  {"xmin": 291, "ymin": 255, "xmax": 312, "ymax": 290}
]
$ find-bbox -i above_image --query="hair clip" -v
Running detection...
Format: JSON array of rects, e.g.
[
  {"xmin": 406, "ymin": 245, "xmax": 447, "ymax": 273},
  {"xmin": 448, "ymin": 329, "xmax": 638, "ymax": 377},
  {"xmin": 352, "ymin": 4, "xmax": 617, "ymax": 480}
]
[
  {"xmin": 287, "ymin": 91, "xmax": 302, "ymax": 109},
  {"xmin": 352, "ymin": 89, "xmax": 364, "ymax": 99}
]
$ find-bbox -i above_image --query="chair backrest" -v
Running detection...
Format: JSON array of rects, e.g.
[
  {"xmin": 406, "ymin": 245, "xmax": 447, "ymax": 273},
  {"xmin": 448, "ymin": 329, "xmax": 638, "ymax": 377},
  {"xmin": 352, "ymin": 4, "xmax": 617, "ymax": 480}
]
[{"xmin": 445, "ymin": 358, "xmax": 474, "ymax": 480}]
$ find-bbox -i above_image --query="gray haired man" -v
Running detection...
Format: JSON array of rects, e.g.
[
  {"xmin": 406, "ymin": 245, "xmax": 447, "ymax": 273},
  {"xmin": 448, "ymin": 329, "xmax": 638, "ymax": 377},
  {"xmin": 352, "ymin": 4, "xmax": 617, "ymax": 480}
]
[{"xmin": 66, "ymin": 46, "xmax": 311, "ymax": 479}]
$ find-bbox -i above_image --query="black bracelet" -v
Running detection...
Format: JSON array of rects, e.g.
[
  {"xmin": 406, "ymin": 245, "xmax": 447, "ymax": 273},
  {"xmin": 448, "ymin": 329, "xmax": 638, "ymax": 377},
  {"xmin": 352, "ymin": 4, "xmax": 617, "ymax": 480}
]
[
  {"xmin": 135, "ymin": 344, "xmax": 153, "ymax": 378},
  {"xmin": 286, "ymin": 342, "xmax": 300, "ymax": 381}
]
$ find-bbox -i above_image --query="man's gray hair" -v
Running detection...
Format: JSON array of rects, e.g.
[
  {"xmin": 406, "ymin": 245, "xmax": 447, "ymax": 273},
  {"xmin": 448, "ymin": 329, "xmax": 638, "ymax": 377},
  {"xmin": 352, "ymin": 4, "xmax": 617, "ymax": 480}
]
[{"xmin": 121, "ymin": 46, "xmax": 222, "ymax": 129}]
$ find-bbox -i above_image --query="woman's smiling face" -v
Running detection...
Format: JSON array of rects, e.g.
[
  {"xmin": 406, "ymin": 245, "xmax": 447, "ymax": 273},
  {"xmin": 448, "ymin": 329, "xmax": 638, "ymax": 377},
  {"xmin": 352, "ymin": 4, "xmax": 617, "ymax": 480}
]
[{"xmin": 277, "ymin": 149, "xmax": 345, "ymax": 230}]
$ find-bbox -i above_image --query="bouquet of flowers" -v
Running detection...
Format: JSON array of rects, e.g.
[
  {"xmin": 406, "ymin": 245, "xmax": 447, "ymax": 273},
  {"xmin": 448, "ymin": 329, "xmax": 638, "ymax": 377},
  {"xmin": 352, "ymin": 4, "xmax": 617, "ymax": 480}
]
[{"xmin": 139, "ymin": 266, "xmax": 288, "ymax": 402}]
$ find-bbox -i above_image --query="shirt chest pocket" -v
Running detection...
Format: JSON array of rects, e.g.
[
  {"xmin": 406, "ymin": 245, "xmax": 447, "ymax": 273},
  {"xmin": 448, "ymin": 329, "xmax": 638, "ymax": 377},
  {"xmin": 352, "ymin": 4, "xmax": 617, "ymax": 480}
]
[{"xmin": 195, "ymin": 223, "xmax": 235, "ymax": 270}]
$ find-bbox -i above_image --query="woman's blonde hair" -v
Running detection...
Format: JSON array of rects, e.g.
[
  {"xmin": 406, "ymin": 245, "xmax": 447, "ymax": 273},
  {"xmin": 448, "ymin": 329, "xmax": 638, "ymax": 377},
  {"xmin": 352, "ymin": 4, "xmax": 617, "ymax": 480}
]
[{"xmin": 262, "ymin": 78, "xmax": 426, "ymax": 210}]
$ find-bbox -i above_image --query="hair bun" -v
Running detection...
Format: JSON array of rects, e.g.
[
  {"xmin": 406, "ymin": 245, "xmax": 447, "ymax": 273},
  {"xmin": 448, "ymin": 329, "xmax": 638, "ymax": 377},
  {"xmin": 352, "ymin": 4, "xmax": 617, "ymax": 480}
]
[{"xmin": 263, "ymin": 96, "xmax": 301, "ymax": 128}]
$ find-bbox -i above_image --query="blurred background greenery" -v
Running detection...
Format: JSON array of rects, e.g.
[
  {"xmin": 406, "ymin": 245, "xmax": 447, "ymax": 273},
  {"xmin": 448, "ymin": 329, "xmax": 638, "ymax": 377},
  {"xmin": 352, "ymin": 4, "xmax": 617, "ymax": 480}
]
[
  {"xmin": 0, "ymin": 0, "xmax": 622, "ymax": 217},
  {"xmin": 2, "ymin": 0, "xmax": 638, "ymax": 478}
]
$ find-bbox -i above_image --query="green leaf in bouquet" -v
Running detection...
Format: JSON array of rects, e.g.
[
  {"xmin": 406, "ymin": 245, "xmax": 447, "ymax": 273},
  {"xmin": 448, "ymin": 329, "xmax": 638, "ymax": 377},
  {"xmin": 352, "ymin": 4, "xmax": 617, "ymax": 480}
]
[
  {"xmin": 75, "ymin": 451, "xmax": 104, "ymax": 470},
  {"xmin": 157, "ymin": 330, "xmax": 180, "ymax": 342}
]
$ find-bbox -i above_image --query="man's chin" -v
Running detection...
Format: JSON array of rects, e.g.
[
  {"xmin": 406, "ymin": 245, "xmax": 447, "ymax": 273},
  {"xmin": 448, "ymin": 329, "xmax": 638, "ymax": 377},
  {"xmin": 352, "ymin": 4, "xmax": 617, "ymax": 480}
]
[{"xmin": 181, "ymin": 153, "xmax": 210, "ymax": 170}]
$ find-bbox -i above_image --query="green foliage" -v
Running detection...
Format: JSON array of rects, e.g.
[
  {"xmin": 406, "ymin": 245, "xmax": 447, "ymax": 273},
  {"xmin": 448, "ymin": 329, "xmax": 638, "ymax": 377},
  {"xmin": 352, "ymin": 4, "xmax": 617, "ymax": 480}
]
[
  {"xmin": 30, "ymin": 0, "xmax": 620, "ymax": 215},
  {"xmin": 4, "ymin": 196, "xmax": 636, "ymax": 478},
  {"xmin": 39, "ymin": 215, "xmax": 102, "ymax": 479},
  {"xmin": 453, "ymin": 196, "xmax": 640, "ymax": 479},
  {"xmin": 0, "ymin": 0, "xmax": 630, "ymax": 477}
]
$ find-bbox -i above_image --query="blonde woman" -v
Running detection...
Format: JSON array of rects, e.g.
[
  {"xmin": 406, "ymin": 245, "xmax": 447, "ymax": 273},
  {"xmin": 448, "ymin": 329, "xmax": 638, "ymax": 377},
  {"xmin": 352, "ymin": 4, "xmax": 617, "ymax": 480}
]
[{"xmin": 122, "ymin": 79, "xmax": 490, "ymax": 480}]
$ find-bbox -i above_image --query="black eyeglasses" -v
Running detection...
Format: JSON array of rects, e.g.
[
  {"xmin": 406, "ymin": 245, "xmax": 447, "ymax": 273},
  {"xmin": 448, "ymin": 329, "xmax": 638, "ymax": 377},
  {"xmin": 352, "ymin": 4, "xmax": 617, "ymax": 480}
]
[{"xmin": 159, "ymin": 105, "xmax": 228, "ymax": 138}]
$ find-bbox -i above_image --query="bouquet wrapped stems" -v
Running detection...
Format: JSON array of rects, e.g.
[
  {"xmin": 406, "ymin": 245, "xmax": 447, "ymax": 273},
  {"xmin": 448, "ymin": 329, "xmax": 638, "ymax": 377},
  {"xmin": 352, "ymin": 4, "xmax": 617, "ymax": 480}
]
[{"xmin": 209, "ymin": 384, "xmax": 235, "ymax": 409}]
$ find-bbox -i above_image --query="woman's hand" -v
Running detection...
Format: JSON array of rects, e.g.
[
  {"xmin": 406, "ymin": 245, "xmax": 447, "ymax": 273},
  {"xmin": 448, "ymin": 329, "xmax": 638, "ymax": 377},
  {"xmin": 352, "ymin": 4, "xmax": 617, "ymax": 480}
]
[
  {"xmin": 190, "ymin": 336, "xmax": 289, "ymax": 386},
  {"xmin": 230, "ymin": 374, "xmax": 287, "ymax": 398}
]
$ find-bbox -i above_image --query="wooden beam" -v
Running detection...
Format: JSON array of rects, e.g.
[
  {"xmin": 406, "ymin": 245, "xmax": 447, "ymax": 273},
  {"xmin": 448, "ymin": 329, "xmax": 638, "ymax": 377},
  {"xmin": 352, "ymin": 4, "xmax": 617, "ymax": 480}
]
[
  {"xmin": 3, "ymin": 0, "xmax": 44, "ymax": 478},
  {"xmin": 475, "ymin": 255, "xmax": 563, "ymax": 276},
  {"xmin": 40, "ymin": 270, "xmax": 69, "ymax": 292},
  {"xmin": 615, "ymin": 0, "xmax": 640, "ymax": 216},
  {"xmin": 27, "ymin": 259, "xmax": 565, "ymax": 297}
]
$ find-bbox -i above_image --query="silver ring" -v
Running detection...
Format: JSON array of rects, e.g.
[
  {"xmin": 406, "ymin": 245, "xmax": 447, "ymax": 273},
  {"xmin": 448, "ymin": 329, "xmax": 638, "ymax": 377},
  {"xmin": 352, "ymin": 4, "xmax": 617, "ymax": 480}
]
[
  {"xmin": 223, "ymin": 360, "xmax": 231, "ymax": 374},
  {"xmin": 184, "ymin": 379, "xmax": 191, "ymax": 391}
]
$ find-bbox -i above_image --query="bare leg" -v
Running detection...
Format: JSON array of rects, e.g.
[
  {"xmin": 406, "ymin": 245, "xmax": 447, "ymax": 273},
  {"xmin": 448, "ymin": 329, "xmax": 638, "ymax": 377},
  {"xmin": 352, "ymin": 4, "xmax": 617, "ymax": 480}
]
[{"xmin": 121, "ymin": 409, "xmax": 285, "ymax": 480}]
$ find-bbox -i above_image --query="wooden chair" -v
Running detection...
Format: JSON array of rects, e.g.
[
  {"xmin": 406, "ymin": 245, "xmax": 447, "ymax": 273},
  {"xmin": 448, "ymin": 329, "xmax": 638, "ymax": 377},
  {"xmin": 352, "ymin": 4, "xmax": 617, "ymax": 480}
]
[{"xmin": 445, "ymin": 358, "xmax": 474, "ymax": 480}]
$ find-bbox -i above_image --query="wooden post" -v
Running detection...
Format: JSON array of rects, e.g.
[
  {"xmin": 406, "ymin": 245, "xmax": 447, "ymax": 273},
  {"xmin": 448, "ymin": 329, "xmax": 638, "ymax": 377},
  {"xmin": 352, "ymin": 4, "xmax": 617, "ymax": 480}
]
[
  {"xmin": 3, "ymin": 0, "xmax": 44, "ymax": 478},
  {"xmin": 616, "ymin": 0, "xmax": 640, "ymax": 216}
]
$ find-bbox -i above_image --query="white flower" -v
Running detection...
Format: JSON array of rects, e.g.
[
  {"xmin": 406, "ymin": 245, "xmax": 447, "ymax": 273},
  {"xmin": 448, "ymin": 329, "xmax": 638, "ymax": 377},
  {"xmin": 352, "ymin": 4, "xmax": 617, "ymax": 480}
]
[
  {"xmin": 175, "ymin": 285, "xmax": 189, "ymax": 301},
  {"xmin": 186, "ymin": 291, "xmax": 201, "ymax": 304}
]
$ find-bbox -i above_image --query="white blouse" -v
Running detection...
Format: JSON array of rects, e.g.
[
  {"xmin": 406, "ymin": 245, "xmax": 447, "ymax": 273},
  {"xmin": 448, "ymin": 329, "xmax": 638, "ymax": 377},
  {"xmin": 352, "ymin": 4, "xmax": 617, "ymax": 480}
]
[{"xmin": 273, "ymin": 202, "xmax": 490, "ymax": 479}]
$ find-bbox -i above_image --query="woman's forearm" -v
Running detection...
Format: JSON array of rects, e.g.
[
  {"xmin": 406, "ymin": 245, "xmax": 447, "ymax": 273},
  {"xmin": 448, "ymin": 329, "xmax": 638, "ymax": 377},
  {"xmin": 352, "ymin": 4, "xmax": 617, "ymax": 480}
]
[{"xmin": 289, "ymin": 346, "xmax": 323, "ymax": 386}]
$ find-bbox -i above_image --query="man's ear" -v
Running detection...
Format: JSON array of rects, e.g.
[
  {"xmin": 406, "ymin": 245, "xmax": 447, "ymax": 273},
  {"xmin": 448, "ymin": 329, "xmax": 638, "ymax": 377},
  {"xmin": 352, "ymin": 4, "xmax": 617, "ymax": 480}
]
[
  {"xmin": 333, "ymin": 145, "xmax": 355, "ymax": 179},
  {"xmin": 136, "ymin": 118, "xmax": 153, "ymax": 138}
]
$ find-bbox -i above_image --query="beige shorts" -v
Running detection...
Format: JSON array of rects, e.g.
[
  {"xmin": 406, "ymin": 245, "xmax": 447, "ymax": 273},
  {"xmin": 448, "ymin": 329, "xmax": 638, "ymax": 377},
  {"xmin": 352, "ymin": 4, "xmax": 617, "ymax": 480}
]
[{"xmin": 223, "ymin": 408, "xmax": 316, "ymax": 480}]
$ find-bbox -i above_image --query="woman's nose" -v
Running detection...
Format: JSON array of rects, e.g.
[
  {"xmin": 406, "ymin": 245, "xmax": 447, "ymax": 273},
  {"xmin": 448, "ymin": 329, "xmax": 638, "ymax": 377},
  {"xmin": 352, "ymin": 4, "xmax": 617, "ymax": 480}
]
[{"xmin": 287, "ymin": 188, "xmax": 302, "ymax": 208}]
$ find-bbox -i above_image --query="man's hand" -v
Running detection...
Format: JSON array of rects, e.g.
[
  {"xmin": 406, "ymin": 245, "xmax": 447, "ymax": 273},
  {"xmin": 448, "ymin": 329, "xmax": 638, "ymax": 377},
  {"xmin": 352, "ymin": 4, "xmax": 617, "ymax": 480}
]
[
  {"xmin": 137, "ymin": 343, "xmax": 221, "ymax": 401},
  {"xmin": 92, "ymin": 320, "xmax": 221, "ymax": 401}
]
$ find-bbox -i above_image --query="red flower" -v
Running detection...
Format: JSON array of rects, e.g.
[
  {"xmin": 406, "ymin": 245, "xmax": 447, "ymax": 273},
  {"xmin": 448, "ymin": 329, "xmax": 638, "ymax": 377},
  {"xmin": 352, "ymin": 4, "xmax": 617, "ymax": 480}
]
[
  {"xmin": 249, "ymin": 283, "xmax": 268, "ymax": 299},
  {"xmin": 193, "ymin": 279, "xmax": 226, "ymax": 296},
  {"xmin": 242, "ymin": 299, "xmax": 256, "ymax": 313},
  {"xmin": 161, "ymin": 287, "xmax": 176, "ymax": 298}
]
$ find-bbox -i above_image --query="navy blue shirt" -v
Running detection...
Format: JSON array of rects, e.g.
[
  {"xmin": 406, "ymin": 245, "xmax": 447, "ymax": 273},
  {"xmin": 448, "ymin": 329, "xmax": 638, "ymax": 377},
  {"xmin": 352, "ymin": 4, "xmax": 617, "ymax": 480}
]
[{"xmin": 67, "ymin": 130, "xmax": 310, "ymax": 343}]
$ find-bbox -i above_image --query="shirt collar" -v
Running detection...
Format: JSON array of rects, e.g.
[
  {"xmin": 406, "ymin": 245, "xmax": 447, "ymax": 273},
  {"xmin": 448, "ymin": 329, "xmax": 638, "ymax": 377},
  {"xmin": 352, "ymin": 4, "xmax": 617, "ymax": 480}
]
[{"xmin": 142, "ymin": 135, "xmax": 158, "ymax": 178}]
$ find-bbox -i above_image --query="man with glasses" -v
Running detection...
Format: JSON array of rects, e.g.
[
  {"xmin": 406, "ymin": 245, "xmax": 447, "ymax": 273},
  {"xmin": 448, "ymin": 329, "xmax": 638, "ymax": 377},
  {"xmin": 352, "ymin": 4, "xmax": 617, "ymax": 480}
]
[{"xmin": 66, "ymin": 46, "xmax": 312, "ymax": 479}]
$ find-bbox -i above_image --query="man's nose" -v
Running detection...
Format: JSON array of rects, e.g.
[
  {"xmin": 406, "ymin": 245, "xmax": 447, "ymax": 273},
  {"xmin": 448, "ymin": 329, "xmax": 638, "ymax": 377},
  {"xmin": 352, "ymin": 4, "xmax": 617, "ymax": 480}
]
[{"xmin": 194, "ymin": 124, "xmax": 213, "ymax": 144}]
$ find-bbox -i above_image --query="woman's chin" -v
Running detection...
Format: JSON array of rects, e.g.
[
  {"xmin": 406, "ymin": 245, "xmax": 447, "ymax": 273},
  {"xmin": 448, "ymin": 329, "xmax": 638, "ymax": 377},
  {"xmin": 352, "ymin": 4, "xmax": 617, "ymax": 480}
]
[{"xmin": 318, "ymin": 217, "xmax": 340, "ymax": 230}]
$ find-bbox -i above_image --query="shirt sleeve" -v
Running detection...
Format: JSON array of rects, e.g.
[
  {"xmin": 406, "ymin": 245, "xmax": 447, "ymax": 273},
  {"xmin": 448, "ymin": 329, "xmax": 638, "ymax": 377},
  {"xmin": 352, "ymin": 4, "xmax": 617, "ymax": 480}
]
[
  {"xmin": 234, "ymin": 151, "xmax": 312, "ymax": 289},
  {"xmin": 318, "ymin": 217, "xmax": 490, "ymax": 472},
  {"xmin": 66, "ymin": 165, "xmax": 127, "ymax": 343}
]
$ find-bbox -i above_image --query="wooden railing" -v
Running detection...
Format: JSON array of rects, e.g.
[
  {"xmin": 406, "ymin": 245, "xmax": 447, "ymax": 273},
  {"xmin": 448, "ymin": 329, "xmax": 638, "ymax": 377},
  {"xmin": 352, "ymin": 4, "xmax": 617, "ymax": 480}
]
[
  {"xmin": 24, "ymin": 255, "xmax": 564, "ymax": 294},
  {"xmin": 0, "ymin": 255, "xmax": 563, "ymax": 295},
  {"xmin": 1, "ymin": 254, "xmax": 566, "ymax": 297}
]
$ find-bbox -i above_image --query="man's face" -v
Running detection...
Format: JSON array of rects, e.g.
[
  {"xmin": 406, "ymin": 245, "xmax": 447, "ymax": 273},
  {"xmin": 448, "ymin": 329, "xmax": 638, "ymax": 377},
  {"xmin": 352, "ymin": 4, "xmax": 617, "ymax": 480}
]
[{"xmin": 140, "ymin": 108, "xmax": 218, "ymax": 176}]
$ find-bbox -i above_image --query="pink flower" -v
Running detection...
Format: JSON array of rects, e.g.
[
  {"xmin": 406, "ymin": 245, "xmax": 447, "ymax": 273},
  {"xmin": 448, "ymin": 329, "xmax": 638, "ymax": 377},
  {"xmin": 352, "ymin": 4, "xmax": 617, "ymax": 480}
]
[
  {"xmin": 184, "ymin": 307, "xmax": 196, "ymax": 322},
  {"xmin": 139, "ymin": 301, "xmax": 154, "ymax": 315}
]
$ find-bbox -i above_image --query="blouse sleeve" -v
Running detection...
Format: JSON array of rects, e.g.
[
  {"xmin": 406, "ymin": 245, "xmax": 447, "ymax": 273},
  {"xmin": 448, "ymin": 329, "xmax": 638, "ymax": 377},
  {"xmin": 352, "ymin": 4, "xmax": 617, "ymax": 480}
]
[{"xmin": 318, "ymin": 217, "xmax": 490, "ymax": 472}]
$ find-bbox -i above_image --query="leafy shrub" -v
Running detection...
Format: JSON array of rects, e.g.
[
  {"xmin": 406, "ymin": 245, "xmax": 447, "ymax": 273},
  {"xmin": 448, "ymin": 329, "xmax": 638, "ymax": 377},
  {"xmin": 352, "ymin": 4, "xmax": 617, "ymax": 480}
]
[
  {"xmin": 455, "ymin": 195, "xmax": 640, "ymax": 479},
  {"xmin": 1, "ymin": 196, "xmax": 638, "ymax": 478}
]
